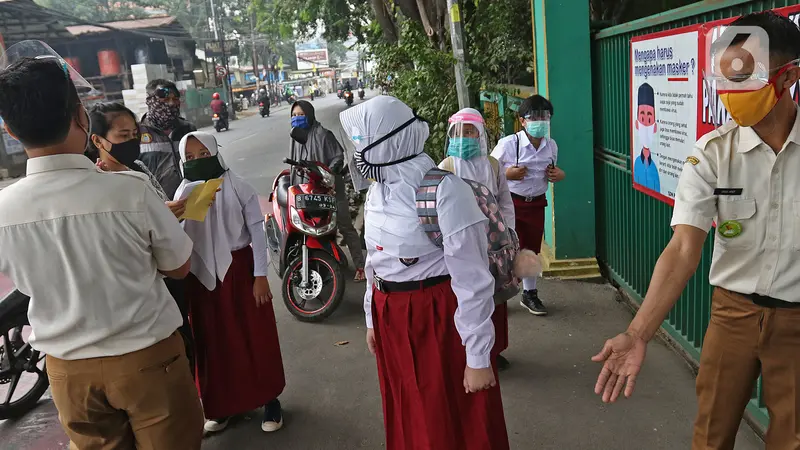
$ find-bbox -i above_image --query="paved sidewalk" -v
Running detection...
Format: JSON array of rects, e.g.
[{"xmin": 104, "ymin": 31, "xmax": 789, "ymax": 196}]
[{"xmin": 0, "ymin": 278, "xmax": 764, "ymax": 450}]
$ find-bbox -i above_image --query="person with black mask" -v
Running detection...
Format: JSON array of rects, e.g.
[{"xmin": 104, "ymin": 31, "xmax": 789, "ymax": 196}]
[
  {"xmin": 88, "ymin": 103, "xmax": 169, "ymax": 202},
  {"xmin": 87, "ymin": 102, "xmax": 196, "ymax": 370},
  {"xmin": 139, "ymin": 79, "xmax": 197, "ymax": 200},
  {"xmin": 290, "ymin": 100, "xmax": 366, "ymax": 281}
]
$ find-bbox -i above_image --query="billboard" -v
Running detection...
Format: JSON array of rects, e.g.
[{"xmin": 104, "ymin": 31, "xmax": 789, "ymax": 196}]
[
  {"xmin": 205, "ymin": 40, "xmax": 240, "ymax": 58},
  {"xmin": 295, "ymin": 39, "xmax": 329, "ymax": 70},
  {"xmin": 629, "ymin": 4, "xmax": 800, "ymax": 205}
]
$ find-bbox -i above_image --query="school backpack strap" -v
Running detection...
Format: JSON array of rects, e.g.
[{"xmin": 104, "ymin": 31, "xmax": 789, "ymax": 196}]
[
  {"xmin": 415, "ymin": 168, "xmax": 450, "ymax": 248},
  {"xmin": 488, "ymin": 155, "xmax": 500, "ymax": 180}
]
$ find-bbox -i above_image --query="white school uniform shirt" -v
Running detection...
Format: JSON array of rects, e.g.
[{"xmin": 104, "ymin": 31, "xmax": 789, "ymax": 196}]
[
  {"xmin": 341, "ymin": 96, "xmax": 496, "ymax": 370},
  {"xmin": 0, "ymin": 154, "xmax": 192, "ymax": 360},
  {"xmin": 491, "ymin": 132, "xmax": 558, "ymax": 198},
  {"xmin": 363, "ymin": 175, "xmax": 496, "ymax": 370},
  {"xmin": 672, "ymin": 108, "xmax": 800, "ymax": 302}
]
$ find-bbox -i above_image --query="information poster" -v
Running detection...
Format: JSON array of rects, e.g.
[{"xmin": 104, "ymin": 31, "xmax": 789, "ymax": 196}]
[
  {"xmin": 630, "ymin": 27, "xmax": 700, "ymax": 203},
  {"xmin": 630, "ymin": 4, "xmax": 800, "ymax": 205}
]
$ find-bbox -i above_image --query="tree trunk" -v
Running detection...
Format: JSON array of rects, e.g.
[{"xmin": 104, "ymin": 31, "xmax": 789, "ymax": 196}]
[{"xmin": 370, "ymin": 0, "xmax": 399, "ymax": 43}]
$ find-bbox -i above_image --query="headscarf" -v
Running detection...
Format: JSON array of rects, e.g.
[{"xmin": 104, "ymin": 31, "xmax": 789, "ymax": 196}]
[
  {"xmin": 444, "ymin": 108, "xmax": 498, "ymax": 194},
  {"xmin": 175, "ymin": 131, "xmax": 258, "ymax": 290},
  {"xmin": 290, "ymin": 100, "xmax": 343, "ymax": 170},
  {"xmin": 339, "ymin": 96, "xmax": 484, "ymax": 259}
]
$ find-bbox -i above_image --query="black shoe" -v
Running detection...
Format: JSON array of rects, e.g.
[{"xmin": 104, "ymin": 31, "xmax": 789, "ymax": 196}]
[
  {"xmin": 261, "ymin": 399, "xmax": 283, "ymax": 432},
  {"xmin": 520, "ymin": 290, "xmax": 548, "ymax": 316},
  {"xmin": 496, "ymin": 354, "xmax": 511, "ymax": 371}
]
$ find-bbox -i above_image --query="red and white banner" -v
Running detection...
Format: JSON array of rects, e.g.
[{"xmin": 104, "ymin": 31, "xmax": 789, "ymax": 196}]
[{"xmin": 630, "ymin": 4, "xmax": 800, "ymax": 205}]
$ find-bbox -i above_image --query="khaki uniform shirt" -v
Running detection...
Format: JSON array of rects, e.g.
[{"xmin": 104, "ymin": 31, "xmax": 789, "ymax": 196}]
[{"xmin": 671, "ymin": 108, "xmax": 800, "ymax": 302}]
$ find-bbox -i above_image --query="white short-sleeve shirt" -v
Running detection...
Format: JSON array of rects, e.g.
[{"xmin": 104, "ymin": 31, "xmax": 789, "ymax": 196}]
[
  {"xmin": 671, "ymin": 108, "xmax": 800, "ymax": 302},
  {"xmin": 0, "ymin": 154, "xmax": 193, "ymax": 359}
]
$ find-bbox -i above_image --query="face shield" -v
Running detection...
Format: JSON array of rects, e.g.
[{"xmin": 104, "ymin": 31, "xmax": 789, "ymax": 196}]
[
  {"xmin": 0, "ymin": 40, "xmax": 97, "ymax": 97},
  {"xmin": 521, "ymin": 110, "xmax": 551, "ymax": 138},
  {"xmin": 337, "ymin": 124, "xmax": 373, "ymax": 192},
  {"xmin": 446, "ymin": 110, "xmax": 487, "ymax": 161}
]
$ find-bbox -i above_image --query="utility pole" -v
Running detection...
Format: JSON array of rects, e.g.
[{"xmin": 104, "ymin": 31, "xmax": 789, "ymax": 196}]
[
  {"xmin": 446, "ymin": 0, "xmax": 470, "ymax": 108},
  {"xmin": 249, "ymin": 10, "xmax": 259, "ymax": 82},
  {"xmin": 210, "ymin": 0, "xmax": 235, "ymax": 118}
]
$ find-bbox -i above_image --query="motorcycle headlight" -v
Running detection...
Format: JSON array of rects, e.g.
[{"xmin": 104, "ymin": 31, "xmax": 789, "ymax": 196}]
[{"xmin": 290, "ymin": 207, "xmax": 337, "ymax": 236}]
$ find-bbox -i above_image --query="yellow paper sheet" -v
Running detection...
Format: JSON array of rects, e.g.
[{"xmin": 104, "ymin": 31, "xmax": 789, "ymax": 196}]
[{"xmin": 180, "ymin": 178, "xmax": 224, "ymax": 222}]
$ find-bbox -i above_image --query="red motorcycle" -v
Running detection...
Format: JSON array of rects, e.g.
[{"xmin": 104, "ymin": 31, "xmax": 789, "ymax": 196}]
[{"xmin": 265, "ymin": 157, "xmax": 347, "ymax": 322}]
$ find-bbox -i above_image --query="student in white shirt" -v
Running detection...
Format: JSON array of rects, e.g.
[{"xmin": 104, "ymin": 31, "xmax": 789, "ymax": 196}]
[
  {"xmin": 341, "ymin": 96, "xmax": 509, "ymax": 450},
  {"xmin": 0, "ymin": 51, "xmax": 203, "ymax": 448},
  {"xmin": 175, "ymin": 131, "xmax": 286, "ymax": 434},
  {"xmin": 492, "ymin": 95, "xmax": 566, "ymax": 316},
  {"xmin": 438, "ymin": 107, "xmax": 515, "ymax": 370}
]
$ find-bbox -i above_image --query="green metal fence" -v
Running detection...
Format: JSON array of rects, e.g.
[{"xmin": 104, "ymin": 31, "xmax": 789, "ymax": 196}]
[{"xmin": 592, "ymin": 0, "xmax": 799, "ymax": 430}]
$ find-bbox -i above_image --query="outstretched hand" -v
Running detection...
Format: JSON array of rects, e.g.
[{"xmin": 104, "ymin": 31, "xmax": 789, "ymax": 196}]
[{"xmin": 591, "ymin": 331, "xmax": 647, "ymax": 403}]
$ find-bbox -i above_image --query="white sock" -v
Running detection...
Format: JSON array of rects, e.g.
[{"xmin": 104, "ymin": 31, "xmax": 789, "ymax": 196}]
[{"xmin": 522, "ymin": 277, "xmax": 537, "ymax": 292}]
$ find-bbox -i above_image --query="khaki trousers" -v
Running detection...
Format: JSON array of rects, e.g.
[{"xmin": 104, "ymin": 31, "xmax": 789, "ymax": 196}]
[
  {"xmin": 693, "ymin": 288, "xmax": 800, "ymax": 450},
  {"xmin": 46, "ymin": 333, "xmax": 204, "ymax": 450}
]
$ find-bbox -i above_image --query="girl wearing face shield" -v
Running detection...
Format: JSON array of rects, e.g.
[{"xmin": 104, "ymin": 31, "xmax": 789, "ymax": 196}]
[
  {"xmin": 341, "ymin": 96, "xmax": 509, "ymax": 450},
  {"xmin": 439, "ymin": 108, "xmax": 516, "ymax": 371}
]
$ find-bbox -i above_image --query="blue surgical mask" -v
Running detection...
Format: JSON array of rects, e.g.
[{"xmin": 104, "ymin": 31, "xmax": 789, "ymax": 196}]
[
  {"xmin": 291, "ymin": 115, "xmax": 309, "ymax": 129},
  {"xmin": 525, "ymin": 120, "xmax": 549, "ymax": 138},
  {"xmin": 447, "ymin": 137, "xmax": 482, "ymax": 160}
]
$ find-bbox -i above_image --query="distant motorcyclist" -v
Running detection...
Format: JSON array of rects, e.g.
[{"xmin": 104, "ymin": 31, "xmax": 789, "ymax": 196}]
[
  {"xmin": 210, "ymin": 92, "xmax": 227, "ymax": 118},
  {"xmin": 344, "ymin": 80, "xmax": 352, "ymax": 92},
  {"xmin": 258, "ymin": 88, "xmax": 269, "ymax": 105}
]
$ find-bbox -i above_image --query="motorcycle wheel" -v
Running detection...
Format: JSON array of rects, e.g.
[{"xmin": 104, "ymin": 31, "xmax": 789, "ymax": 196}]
[
  {"xmin": 282, "ymin": 250, "xmax": 345, "ymax": 323},
  {"xmin": 0, "ymin": 293, "xmax": 49, "ymax": 420}
]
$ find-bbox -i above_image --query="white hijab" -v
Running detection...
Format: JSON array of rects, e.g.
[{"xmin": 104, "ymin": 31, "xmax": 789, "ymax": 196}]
[
  {"xmin": 339, "ymin": 96, "xmax": 481, "ymax": 259},
  {"xmin": 446, "ymin": 108, "xmax": 498, "ymax": 195},
  {"xmin": 175, "ymin": 131, "xmax": 258, "ymax": 290}
]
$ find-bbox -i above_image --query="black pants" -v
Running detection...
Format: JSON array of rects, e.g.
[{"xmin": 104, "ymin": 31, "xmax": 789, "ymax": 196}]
[{"xmin": 164, "ymin": 277, "xmax": 195, "ymax": 372}]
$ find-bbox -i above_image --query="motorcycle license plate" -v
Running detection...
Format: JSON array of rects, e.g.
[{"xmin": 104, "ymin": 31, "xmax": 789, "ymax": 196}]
[{"xmin": 295, "ymin": 194, "xmax": 336, "ymax": 211}]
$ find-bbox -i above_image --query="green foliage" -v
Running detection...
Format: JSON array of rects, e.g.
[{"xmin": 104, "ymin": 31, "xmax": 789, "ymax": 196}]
[
  {"xmin": 369, "ymin": 20, "xmax": 459, "ymax": 160},
  {"xmin": 367, "ymin": 1, "xmax": 533, "ymax": 159}
]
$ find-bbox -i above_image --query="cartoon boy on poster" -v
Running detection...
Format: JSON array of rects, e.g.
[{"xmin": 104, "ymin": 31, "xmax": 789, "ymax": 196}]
[{"xmin": 633, "ymin": 82, "xmax": 661, "ymax": 192}]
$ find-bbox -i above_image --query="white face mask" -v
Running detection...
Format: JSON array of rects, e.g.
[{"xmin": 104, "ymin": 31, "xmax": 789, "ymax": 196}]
[{"xmin": 637, "ymin": 123, "xmax": 655, "ymax": 150}]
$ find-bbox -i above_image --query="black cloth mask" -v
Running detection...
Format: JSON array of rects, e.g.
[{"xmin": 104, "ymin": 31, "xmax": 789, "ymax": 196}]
[
  {"xmin": 107, "ymin": 138, "xmax": 141, "ymax": 169},
  {"xmin": 183, "ymin": 156, "xmax": 226, "ymax": 182}
]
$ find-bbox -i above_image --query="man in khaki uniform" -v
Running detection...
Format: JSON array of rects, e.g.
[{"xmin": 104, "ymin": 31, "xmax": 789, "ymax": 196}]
[{"xmin": 592, "ymin": 11, "xmax": 800, "ymax": 449}]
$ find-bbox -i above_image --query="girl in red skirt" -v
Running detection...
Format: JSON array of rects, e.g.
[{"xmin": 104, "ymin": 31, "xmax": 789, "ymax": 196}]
[
  {"xmin": 340, "ymin": 96, "xmax": 510, "ymax": 450},
  {"xmin": 176, "ymin": 131, "xmax": 286, "ymax": 435},
  {"xmin": 438, "ymin": 107, "xmax": 516, "ymax": 371}
]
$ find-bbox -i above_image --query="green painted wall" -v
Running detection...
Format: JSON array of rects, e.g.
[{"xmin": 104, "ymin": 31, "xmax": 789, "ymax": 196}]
[{"xmin": 533, "ymin": 0, "xmax": 596, "ymax": 259}]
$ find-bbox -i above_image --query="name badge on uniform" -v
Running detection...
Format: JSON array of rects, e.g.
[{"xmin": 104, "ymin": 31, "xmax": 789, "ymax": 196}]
[{"xmin": 714, "ymin": 188, "xmax": 743, "ymax": 196}]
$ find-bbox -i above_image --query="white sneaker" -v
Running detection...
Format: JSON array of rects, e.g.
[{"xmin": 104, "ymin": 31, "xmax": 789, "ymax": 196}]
[
  {"xmin": 261, "ymin": 418, "xmax": 283, "ymax": 433},
  {"xmin": 204, "ymin": 417, "xmax": 230, "ymax": 433}
]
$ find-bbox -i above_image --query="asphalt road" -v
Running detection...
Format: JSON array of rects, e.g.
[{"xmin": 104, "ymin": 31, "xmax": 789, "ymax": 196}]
[{"xmin": 0, "ymin": 93, "xmax": 764, "ymax": 450}]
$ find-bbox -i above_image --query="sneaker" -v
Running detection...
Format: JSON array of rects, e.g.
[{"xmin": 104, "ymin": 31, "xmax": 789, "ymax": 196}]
[
  {"xmin": 496, "ymin": 354, "xmax": 511, "ymax": 371},
  {"xmin": 204, "ymin": 417, "xmax": 230, "ymax": 433},
  {"xmin": 520, "ymin": 290, "xmax": 548, "ymax": 316},
  {"xmin": 261, "ymin": 399, "xmax": 283, "ymax": 432}
]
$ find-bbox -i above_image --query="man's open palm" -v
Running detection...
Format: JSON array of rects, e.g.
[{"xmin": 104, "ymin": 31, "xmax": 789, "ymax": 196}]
[{"xmin": 591, "ymin": 332, "xmax": 647, "ymax": 403}]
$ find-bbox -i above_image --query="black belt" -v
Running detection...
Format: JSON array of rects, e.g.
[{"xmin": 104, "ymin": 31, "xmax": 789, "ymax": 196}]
[
  {"xmin": 740, "ymin": 292, "xmax": 800, "ymax": 309},
  {"xmin": 511, "ymin": 192, "xmax": 545, "ymax": 202},
  {"xmin": 373, "ymin": 275, "xmax": 451, "ymax": 294}
]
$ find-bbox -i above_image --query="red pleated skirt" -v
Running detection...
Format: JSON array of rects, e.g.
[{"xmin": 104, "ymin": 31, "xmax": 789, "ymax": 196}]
[
  {"xmin": 372, "ymin": 280, "xmax": 509, "ymax": 450},
  {"xmin": 187, "ymin": 246, "xmax": 286, "ymax": 419},
  {"xmin": 513, "ymin": 196, "xmax": 546, "ymax": 253},
  {"xmin": 491, "ymin": 303, "xmax": 509, "ymax": 357}
]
